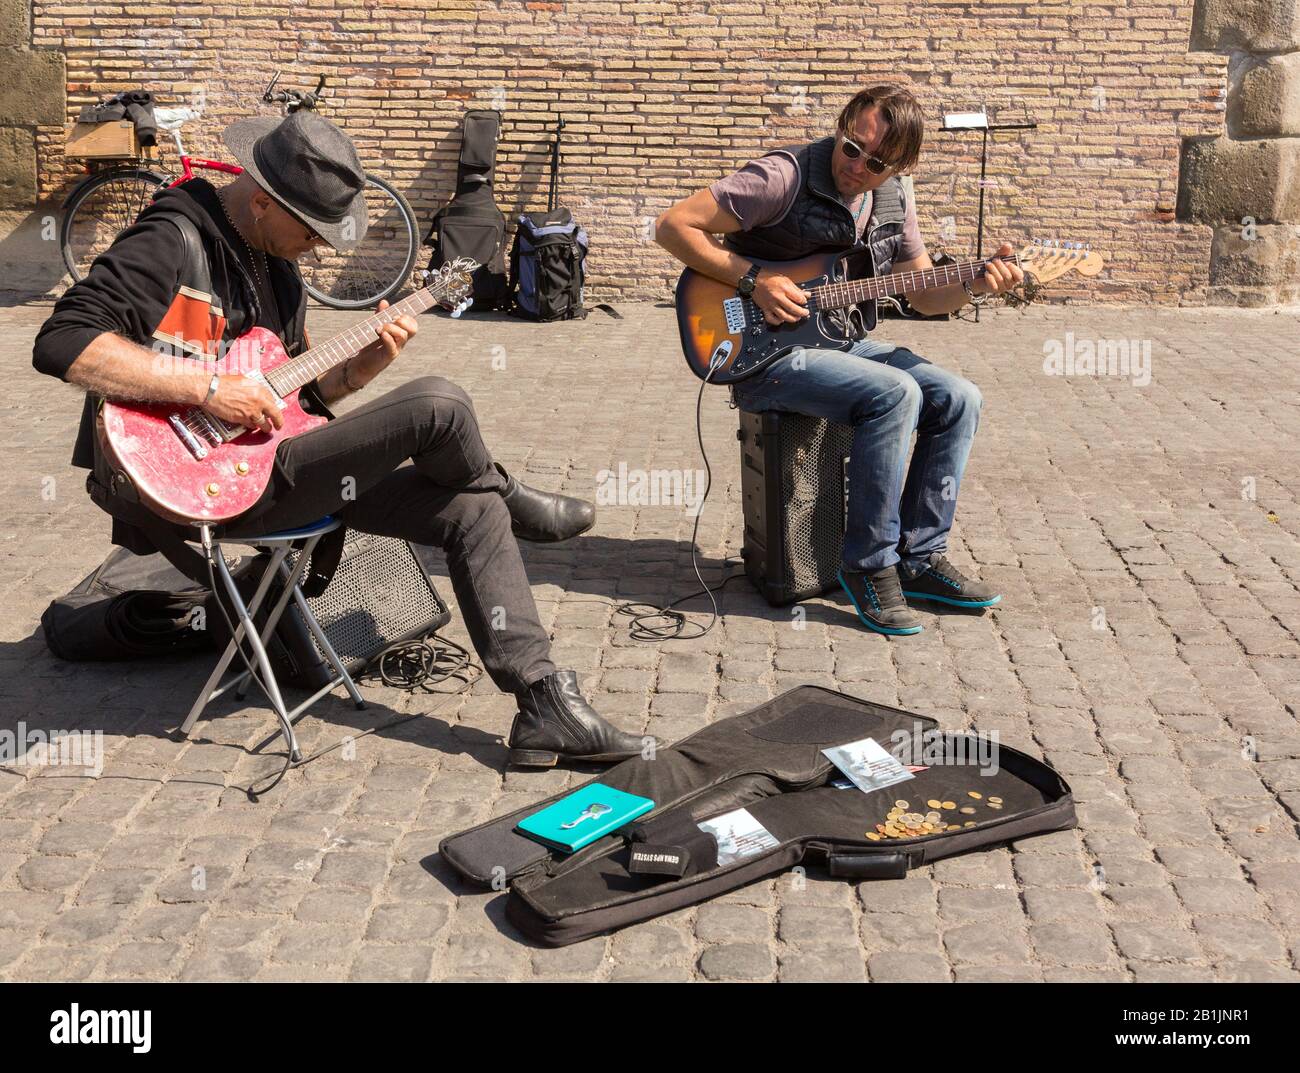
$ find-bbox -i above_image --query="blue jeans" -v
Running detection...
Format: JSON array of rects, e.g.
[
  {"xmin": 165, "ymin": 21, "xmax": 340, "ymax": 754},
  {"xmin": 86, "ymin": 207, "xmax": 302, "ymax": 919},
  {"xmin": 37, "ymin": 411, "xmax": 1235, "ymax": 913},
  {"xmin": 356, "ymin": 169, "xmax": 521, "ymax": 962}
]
[{"xmin": 732, "ymin": 338, "xmax": 982, "ymax": 572}]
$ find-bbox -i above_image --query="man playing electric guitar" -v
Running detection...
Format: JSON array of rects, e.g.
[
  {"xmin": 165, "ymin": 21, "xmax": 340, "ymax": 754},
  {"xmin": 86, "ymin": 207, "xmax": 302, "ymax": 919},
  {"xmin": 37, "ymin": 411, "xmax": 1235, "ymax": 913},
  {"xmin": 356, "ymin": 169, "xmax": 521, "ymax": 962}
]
[
  {"xmin": 34, "ymin": 110, "xmax": 644, "ymax": 767},
  {"xmin": 656, "ymin": 84, "xmax": 1023, "ymax": 635}
]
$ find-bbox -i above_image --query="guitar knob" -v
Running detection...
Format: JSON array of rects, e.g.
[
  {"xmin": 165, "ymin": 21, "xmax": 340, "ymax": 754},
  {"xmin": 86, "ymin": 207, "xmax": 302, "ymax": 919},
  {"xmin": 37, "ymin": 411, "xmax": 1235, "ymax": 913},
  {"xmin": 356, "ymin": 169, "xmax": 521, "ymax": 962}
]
[
  {"xmin": 205, "ymin": 482, "xmax": 220, "ymax": 497},
  {"xmin": 235, "ymin": 461, "xmax": 250, "ymax": 476}
]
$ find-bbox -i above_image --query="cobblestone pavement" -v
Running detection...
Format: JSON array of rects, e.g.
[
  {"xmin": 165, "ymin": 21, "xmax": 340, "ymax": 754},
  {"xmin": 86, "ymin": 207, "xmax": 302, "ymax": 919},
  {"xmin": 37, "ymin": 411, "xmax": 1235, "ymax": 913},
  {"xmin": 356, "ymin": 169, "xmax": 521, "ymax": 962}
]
[{"xmin": 1, "ymin": 298, "xmax": 1298, "ymax": 982}]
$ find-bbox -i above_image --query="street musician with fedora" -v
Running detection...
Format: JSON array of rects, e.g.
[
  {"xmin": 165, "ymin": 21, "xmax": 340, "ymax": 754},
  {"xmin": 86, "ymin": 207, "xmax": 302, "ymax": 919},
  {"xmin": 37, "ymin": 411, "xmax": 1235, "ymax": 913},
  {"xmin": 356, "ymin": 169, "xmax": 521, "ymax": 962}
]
[{"xmin": 34, "ymin": 109, "xmax": 643, "ymax": 768}]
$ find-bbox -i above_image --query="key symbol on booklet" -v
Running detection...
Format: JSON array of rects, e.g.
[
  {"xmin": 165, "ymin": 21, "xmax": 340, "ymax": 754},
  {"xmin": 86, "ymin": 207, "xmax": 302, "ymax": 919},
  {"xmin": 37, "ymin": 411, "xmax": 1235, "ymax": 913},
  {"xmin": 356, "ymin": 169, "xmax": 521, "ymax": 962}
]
[{"xmin": 561, "ymin": 802, "xmax": 612, "ymax": 829}]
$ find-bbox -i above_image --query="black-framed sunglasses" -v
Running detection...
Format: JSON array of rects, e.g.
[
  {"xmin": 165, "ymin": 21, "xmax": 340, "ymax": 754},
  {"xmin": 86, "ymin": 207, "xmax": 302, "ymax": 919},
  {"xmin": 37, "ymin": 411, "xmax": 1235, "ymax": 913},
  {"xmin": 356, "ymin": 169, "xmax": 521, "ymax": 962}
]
[{"xmin": 838, "ymin": 131, "xmax": 894, "ymax": 175}]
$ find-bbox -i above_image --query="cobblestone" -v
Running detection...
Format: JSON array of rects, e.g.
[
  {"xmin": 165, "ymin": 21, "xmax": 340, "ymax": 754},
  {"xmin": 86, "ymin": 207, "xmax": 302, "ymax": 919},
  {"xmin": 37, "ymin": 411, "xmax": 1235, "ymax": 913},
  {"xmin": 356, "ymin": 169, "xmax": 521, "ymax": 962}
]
[{"xmin": 1, "ymin": 302, "xmax": 1297, "ymax": 981}]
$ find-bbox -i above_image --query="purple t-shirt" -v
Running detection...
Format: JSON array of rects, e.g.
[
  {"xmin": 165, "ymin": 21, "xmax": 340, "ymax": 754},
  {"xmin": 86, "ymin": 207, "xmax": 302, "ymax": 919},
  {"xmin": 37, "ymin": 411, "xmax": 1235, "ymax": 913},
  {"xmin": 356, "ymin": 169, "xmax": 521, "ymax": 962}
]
[{"xmin": 710, "ymin": 153, "xmax": 926, "ymax": 262}]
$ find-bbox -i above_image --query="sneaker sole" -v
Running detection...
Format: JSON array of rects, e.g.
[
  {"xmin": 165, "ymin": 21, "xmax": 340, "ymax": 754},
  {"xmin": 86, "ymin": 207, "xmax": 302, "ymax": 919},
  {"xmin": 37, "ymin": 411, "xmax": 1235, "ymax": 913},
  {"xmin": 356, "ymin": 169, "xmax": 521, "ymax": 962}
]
[
  {"xmin": 902, "ymin": 590, "xmax": 1002, "ymax": 608},
  {"xmin": 837, "ymin": 571, "xmax": 924, "ymax": 635}
]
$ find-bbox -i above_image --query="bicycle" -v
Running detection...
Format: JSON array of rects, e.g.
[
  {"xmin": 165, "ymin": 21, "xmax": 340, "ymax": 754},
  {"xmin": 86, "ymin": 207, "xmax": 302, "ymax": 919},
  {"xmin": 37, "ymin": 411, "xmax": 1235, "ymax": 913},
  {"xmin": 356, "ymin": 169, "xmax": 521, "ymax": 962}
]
[{"xmin": 60, "ymin": 73, "xmax": 421, "ymax": 309}]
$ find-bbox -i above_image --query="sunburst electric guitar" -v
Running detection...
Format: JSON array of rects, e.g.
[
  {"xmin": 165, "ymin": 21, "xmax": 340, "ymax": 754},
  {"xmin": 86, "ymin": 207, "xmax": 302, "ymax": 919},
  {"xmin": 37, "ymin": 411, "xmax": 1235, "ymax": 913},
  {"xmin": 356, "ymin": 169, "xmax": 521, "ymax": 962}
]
[
  {"xmin": 676, "ymin": 240, "xmax": 1104, "ymax": 384},
  {"xmin": 99, "ymin": 258, "xmax": 477, "ymax": 526}
]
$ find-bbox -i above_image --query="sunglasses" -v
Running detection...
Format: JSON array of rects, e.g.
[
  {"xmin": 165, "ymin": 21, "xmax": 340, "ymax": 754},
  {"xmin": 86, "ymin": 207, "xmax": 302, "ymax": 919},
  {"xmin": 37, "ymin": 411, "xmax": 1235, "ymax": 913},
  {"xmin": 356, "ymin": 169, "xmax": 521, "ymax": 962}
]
[{"xmin": 838, "ymin": 131, "xmax": 895, "ymax": 175}]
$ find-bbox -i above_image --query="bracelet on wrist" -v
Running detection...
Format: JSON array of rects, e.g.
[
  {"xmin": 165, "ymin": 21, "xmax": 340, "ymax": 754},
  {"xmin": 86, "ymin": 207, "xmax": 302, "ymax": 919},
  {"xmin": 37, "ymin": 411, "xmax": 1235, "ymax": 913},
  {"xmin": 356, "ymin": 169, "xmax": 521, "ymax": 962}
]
[{"xmin": 963, "ymin": 280, "xmax": 986, "ymax": 305}]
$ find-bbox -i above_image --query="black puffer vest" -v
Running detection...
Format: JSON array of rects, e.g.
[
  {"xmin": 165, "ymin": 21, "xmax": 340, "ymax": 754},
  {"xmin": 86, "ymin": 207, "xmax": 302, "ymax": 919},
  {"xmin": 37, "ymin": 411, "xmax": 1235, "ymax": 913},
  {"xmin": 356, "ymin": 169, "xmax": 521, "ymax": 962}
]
[{"xmin": 724, "ymin": 136, "xmax": 909, "ymax": 336}]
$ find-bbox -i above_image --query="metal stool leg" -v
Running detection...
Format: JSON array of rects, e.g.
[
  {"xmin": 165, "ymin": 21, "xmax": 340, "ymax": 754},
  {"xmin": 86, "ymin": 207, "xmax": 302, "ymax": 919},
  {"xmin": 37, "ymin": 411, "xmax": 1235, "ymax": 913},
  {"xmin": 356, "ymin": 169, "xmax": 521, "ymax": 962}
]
[
  {"xmin": 288, "ymin": 582, "xmax": 366, "ymax": 710},
  {"xmin": 181, "ymin": 542, "xmax": 287, "ymax": 731},
  {"xmin": 235, "ymin": 537, "xmax": 319, "ymax": 701},
  {"xmin": 183, "ymin": 527, "xmax": 302, "ymax": 762}
]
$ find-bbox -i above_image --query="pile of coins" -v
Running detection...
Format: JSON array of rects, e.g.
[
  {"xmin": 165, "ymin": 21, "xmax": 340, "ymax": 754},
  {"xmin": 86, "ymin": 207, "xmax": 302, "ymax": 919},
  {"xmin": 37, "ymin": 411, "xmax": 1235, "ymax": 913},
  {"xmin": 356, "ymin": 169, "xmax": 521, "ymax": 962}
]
[{"xmin": 865, "ymin": 790, "xmax": 1005, "ymax": 841}]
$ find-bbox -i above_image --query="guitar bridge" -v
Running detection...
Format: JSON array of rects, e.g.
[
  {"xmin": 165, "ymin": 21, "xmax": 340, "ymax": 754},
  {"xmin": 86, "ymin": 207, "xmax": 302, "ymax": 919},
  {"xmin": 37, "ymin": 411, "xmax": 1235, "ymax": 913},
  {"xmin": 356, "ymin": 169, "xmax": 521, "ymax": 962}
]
[
  {"xmin": 723, "ymin": 297, "xmax": 747, "ymax": 333},
  {"xmin": 168, "ymin": 413, "xmax": 209, "ymax": 460}
]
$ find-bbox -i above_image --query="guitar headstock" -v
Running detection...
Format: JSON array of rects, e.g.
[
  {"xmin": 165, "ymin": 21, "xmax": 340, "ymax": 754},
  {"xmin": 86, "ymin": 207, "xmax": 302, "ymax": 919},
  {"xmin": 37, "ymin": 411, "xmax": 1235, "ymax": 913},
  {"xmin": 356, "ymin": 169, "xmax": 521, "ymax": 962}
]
[
  {"xmin": 1017, "ymin": 239, "xmax": 1104, "ymax": 284},
  {"xmin": 421, "ymin": 257, "xmax": 479, "ymax": 317}
]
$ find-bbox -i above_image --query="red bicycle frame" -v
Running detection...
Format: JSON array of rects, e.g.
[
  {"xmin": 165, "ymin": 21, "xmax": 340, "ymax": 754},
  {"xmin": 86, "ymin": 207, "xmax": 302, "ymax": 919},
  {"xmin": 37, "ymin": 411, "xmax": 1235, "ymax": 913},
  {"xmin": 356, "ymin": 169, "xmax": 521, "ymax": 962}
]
[{"xmin": 167, "ymin": 154, "xmax": 243, "ymax": 187}]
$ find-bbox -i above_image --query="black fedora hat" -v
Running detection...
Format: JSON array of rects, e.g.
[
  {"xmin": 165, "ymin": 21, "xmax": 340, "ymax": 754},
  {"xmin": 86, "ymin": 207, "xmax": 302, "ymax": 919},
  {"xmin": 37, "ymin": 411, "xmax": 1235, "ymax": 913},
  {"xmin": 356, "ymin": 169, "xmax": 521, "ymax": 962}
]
[{"xmin": 222, "ymin": 111, "xmax": 369, "ymax": 251}]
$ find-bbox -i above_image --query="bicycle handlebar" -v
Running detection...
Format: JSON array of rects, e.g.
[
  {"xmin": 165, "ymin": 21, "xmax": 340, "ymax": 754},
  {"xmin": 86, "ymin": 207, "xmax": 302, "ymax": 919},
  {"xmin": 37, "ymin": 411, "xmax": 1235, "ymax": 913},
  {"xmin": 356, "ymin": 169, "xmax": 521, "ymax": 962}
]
[{"xmin": 261, "ymin": 72, "xmax": 328, "ymax": 112}]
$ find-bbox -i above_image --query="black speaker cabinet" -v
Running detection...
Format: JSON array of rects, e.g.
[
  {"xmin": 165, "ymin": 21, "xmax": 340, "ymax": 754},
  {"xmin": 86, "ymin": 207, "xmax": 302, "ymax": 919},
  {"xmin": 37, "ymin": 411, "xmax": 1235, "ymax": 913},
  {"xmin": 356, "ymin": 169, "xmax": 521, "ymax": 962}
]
[
  {"xmin": 278, "ymin": 532, "xmax": 452, "ymax": 690},
  {"xmin": 739, "ymin": 410, "xmax": 854, "ymax": 606}
]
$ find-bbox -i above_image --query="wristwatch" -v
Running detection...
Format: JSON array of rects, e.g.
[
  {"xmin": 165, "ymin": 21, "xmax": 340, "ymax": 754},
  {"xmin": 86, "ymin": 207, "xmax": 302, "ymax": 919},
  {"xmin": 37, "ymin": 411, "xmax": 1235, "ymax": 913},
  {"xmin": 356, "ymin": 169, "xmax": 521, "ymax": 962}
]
[{"xmin": 737, "ymin": 263, "xmax": 761, "ymax": 298}]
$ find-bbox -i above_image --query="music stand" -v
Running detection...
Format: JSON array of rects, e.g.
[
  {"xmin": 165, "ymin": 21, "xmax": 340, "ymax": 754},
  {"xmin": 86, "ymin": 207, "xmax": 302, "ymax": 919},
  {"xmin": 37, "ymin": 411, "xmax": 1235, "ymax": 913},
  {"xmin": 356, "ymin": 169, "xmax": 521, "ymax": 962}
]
[{"xmin": 942, "ymin": 108, "xmax": 1038, "ymax": 321}]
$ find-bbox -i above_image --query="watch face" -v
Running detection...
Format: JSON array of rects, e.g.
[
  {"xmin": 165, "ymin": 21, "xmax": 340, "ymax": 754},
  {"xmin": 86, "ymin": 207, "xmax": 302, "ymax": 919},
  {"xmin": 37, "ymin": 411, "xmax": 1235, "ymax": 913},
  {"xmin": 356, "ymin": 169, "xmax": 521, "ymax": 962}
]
[{"xmin": 739, "ymin": 276, "xmax": 755, "ymax": 296}]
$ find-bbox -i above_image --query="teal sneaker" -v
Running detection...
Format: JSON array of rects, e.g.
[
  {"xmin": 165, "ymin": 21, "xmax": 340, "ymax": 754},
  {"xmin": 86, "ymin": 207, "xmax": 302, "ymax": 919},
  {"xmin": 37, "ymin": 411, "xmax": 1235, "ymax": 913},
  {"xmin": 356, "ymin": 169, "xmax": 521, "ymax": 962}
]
[
  {"xmin": 900, "ymin": 553, "xmax": 1002, "ymax": 608},
  {"xmin": 837, "ymin": 567, "xmax": 924, "ymax": 635}
]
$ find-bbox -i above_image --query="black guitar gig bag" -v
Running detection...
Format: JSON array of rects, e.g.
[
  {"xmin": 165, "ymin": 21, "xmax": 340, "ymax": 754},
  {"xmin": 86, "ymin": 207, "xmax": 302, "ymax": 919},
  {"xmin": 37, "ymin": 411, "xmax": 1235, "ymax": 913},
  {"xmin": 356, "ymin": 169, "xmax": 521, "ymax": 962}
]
[
  {"xmin": 425, "ymin": 108, "xmax": 510, "ymax": 311},
  {"xmin": 441, "ymin": 686, "xmax": 1076, "ymax": 946}
]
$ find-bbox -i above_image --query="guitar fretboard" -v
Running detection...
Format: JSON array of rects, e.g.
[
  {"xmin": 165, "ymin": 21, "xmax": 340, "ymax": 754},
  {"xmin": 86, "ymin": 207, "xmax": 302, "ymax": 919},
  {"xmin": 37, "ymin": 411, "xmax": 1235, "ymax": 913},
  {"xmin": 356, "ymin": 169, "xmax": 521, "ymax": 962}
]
[
  {"xmin": 265, "ymin": 285, "xmax": 443, "ymax": 396},
  {"xmin": 808, "ymin": 254, "xmax": 1021, "ymax": 310}
]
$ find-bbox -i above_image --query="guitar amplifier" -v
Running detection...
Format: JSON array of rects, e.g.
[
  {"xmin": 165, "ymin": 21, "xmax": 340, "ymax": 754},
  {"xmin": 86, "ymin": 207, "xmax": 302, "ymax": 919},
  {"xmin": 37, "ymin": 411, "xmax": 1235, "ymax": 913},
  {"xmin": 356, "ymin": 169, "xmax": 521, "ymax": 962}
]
[
  {"xmin": 738, "ymin": 409, "xmax": 854, "ymax": 606},
  {"xmin": 276, "ymin": 531, "xmax": 452, "ymax": 690}
]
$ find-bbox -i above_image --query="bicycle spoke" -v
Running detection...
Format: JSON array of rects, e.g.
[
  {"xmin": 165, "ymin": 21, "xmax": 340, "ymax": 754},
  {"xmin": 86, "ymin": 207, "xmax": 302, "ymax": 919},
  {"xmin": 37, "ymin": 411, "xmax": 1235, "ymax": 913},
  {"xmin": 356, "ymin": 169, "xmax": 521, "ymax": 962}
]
[
  {"xmin": 64, "ymin": 172, "xmax": 164, "ymax": 280},
  {"xmin": 298, "ymin": 179, "xmax": 417, "ymax": 307}
]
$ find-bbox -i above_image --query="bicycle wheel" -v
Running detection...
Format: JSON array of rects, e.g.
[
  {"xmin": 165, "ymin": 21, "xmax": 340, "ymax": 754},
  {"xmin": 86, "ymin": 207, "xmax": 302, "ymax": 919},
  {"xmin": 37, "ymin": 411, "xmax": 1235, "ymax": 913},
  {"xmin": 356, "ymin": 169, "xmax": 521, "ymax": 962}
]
[
  {"xmin": 61, "ymin": 167, "xmax": 169, "ymax": 282},
  {"xmin": 298, "ymin": 174, "xmax": 420, "ymax": 309}
]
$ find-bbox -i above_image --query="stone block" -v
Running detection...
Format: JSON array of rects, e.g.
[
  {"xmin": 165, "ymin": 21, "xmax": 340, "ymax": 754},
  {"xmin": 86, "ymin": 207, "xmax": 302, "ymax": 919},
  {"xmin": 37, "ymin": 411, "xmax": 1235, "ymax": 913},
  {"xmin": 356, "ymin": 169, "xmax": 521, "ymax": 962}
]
[
  {"xmin": 0, "ymin": 0, "xmax": 28, "ymax": 48},
  {"xmin": 0, "ymin": 126, "xmax": 34, "ymax": 208},
  {"xmin": 1230, "ymin": 53, "xmax": 1300, "ymax": 138},
  {"xmin": 1207, "ymin": 223, "xmax": 1300, "ymax": 305},
  {"xmin": 0, "ymin": 48, "xmax": 66, "ymax": 126},
  {"xmin": 1178, "ymin": 135, "xmax": 1300, "ymax": 224},
  {"xmin": 1191, "ymin": 0, "xmax": 1300, "ymax": 52}
]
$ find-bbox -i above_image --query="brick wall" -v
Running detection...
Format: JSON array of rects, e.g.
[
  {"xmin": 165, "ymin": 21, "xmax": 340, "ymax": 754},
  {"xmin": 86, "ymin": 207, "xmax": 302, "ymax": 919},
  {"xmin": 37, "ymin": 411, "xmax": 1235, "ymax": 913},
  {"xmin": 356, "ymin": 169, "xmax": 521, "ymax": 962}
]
[{"xmin": 31, "ymin": 1, "xmax": 1226, "ymax": 304}]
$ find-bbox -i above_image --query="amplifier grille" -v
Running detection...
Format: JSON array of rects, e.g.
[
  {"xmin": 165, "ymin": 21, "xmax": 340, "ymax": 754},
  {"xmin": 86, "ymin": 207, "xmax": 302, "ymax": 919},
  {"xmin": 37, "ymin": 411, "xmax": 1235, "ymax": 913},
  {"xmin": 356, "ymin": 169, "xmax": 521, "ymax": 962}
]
[
  {"xmin": 290, "ymin": 532, "xmax": 450, "ymax": 671},
  {"xmin": 777, "ymin": 413, "xmax": 854, "ymax": 599}
]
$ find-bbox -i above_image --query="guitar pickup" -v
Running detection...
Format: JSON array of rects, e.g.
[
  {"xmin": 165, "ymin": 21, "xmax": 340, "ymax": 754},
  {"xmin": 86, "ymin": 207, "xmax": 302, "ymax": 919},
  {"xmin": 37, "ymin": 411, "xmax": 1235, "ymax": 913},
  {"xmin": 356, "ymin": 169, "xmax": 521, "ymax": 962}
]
[
  {"xmin": 192, "ymin": 410, "xmax": 226, "ymax": 444},
  {"xmin": 723, "ymin": 297, "xmax": 747, "ymax": 333}
]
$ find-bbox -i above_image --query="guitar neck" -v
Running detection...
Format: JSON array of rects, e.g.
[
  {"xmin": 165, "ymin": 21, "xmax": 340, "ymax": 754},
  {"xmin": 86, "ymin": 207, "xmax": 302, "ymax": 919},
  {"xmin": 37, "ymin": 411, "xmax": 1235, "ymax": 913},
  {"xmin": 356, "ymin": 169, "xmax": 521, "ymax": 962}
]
[
  {"xmin": 266, "ymin": 286, "xmax": 440, "ymax": 396},
  {"xmin": 810, "ymin": 254, "xmax": 1020, "ymax": 309}
]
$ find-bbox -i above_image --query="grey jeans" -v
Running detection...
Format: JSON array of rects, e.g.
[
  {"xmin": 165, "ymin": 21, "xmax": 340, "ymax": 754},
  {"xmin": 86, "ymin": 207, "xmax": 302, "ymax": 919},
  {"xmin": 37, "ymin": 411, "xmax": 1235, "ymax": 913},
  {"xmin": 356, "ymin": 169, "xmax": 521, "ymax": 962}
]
[{"xmin": 225, "ymin": 375, "xmax": 555, "ymax": 694}]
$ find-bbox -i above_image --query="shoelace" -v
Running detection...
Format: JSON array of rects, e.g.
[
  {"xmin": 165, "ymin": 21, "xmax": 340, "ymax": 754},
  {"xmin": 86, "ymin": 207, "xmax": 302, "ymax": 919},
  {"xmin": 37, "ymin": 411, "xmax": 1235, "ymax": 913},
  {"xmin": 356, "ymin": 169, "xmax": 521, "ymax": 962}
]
[
  {"xmin": 925, "ymin": 554, "xmax": 972, "ymax": 589},
  {"xmin": 869, "ymin": 568, "xmax": 908, "ymax": 610}
]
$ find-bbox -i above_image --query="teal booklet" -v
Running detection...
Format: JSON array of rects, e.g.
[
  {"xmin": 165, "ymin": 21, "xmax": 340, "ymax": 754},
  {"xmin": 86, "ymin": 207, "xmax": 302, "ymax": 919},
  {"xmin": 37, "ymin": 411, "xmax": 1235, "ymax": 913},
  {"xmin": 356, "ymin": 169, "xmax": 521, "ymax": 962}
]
[{"xmin": 515, "ymin": 784, "xmax": 655, "ymax": 853}]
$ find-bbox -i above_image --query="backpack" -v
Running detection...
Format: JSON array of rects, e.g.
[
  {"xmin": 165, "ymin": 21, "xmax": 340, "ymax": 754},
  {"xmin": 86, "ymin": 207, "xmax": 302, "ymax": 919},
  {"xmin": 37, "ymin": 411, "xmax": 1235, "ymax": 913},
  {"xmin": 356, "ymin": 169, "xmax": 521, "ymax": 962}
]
[
  {"xmin": 508, "ymin": 208, "xmax": 589, "ymax": 322},
  {"xmin": 425, "ymin": 109, "xmax": 510, "ymax": 311}
]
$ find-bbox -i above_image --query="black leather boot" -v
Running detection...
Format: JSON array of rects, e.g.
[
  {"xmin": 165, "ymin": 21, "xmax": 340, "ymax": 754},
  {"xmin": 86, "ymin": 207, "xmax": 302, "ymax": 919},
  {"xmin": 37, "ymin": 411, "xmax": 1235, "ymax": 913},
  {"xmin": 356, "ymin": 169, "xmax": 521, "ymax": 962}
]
[
  {"xmin": 496, "ymin": 463, "xmax": 596, "ymax": 543},
  {"xmin": 508, "ymin": 670, "xmax": 644, "ymax": 767}
]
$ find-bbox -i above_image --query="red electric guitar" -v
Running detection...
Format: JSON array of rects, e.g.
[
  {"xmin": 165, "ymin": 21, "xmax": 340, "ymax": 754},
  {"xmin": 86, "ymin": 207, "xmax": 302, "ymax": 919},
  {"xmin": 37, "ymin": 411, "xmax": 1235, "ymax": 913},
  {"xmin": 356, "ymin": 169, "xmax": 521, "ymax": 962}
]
[{"xmin": 99, "ymin": 258, "xmax": 476, "ymax": 526}]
